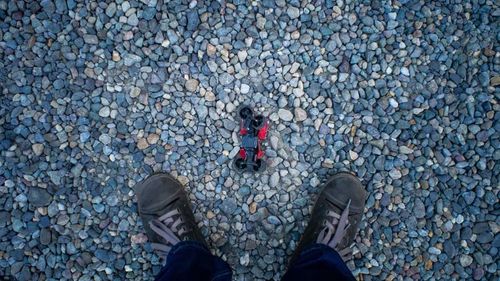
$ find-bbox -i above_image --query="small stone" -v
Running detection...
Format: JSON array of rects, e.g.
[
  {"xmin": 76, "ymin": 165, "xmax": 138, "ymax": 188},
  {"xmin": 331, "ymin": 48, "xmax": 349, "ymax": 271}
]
[
  {"xmin": 414, "ymin": 198, "xmax": 426, "ymax": 219},
  {"xmin": 267, "ymin": 216, "xmax": 281, "ymax": 225},
  {"xmin": 256, "ymin": 16, "xmax": 266, "ymax": 29},
  {"xmin": 349, "ymin": 150, "xmax": 358, "ymax": 161},
  {"xmin": 32, "ymin": 143, "xmax": 44, "ymax": 156},
  {"xmin": 389, "ymin": 98, "xmax": 399, "ymax": 108},
  {"xmin": 238, "ymin": 50, "xmax": 248, "ymax": 62},
  {"xmin": 387, "ymin": 20, "xmax": 398, "ymax": 29},
  {"xmin": 186, "ymin": 10, "xmax": 200, "ymax": 31},
  {"xmin": 238, "ymin": 185, "xmax": 251, "ymax": 197},
  {"xmin": 123, "ymin": 31, "xmax": 134, "ymax": 40},
  {"xmin": 40, "ymin": 228, "xmax": 51, "ymax": 245},
  {"xmin": 147, "ymin": 134, "xmax": 159, "ymax": 144},
  {"xmin": 57, "ymin": 214, "xmax": 70, "ymax": 225},
  {"xmin": 339, "ymin": 56, "xmax": 350, "ymax": 73},
  {"xmin": 219, "ymin": 73, "xmax": 234, "ymax": 85},
  {"xmin": 293, "ymin": 88, "xmax": 304, "ymax": 97},
  {"xmin": 181, "ymin": 102, "xmax": 193, "ymax": 112},
  {"xmin": 83, "ymin": 34, "xmax": 98, "ymax": 44},
  {"xmin": 41, "ymin": 0, "xmax": 56, "ymax": 14},
  {"xmin": 240, "ymin": 84, "xmax": 250, "ymax": 94},
  {"xmin": 287, "ymin": 7, "xmax": 300, "ymax": 19},
  {"xmin": 270, "ymin": 136, "xmax": 279, "ymax": 150},
  {"xmin": 460, "ymin": 255, "xmax": 473, "ymax": 267},
  {"xmin": 425, "ymin": 260, "xmax": 433, "ymax": 270},
  {"xmin": 99, "ymin": 107, "xmax": 110, "ymax": 117},
  {"xmin": 28, "ymin": 188, "xmax": 52, "ymax": 207},
  {"xmin": 106, "ymin": 195, "xmax": 119, "ymax": 207},
  {"xmin": 124, "ymin": 53, "xmax": 142, "ymax": 66},
  {"xmin": 105, "ymin": 3, "xmax": 117, "ymax": 17},
  {"xmin": 112, "ymin": 51, "xmax": 121, "ymax": 62},
  {"xmin": 269, "ymin": 172, "xmax": 279, "ymax": 188},
  {"xmin": 206, "ymin": 211, "xmax": 216, "ymax": 219},
  {"xmin": 118, "ymin": 220, "xmax": 129, "ymax": 231},
  {"xmin": 240, "ymin": 252, "xmax": 250, "ymax": 266},
  {"xmin": 401, "ymin": 67, "xmax": 410, "ymax": 76},
  {"xmin": 130, "ymin": 87, "xmax": 141, "ymax": 98},
  {"xmin": 99, "ymin": 134, "xmax": 111, "ymax": 145},
  {"xmin": 49, "ymin": 171, "xmax": 64, "ymax": 184},
  {"xmin": 94, "ymin": 204, "xmax": 105, "ymax": 213},
  {"xmin": 478, "ymin": 72, "xmax": 489, "ymax": 86},
  {"xmin": 484, "ymin": 47, "xmax": 495, "ymax": 57},
  {"xmin": 226, "ymin": 103, "xmax": 236, "ymax": 113},
  {"xmin": 137, "ymin": 138, "xmax": 149, "ymax": 150},
  {"xmin": 249, "ymin": 202, "xmax": 257, "ymax": 214},
  {"xmin": 338, "ymin": 73, "xmax": 349, "ymax": 82},
  {"xmin": 443, "ymin": 240, "xmax": 456, "ymax": 257},
  {"xmin": 122, "ymin": 1, "xmax": 130, "ymax": 12},
  {"xmin": 399, "ymin": 146, "xmax": 413, "ymax": 154},
  {"xmin": 0, "ymin": 212, "xmax": 10, "ymax": 227},
  {"xmin": 127, "ymin": 13, "xmax": 139, "ymax": 26},
  {"xmin": 278, "ymin": 109, "xmax": 293, "ymax": 121},
  {"xmin": 131, "ymin": 233, "xmax": 148, "ymax": 244},
  {"xmin": 463, "ymin": 191, "xmax": 475, "ymax": 204},
  {"xmin": 473, "ymin": 268, "xmax": 485, "ymax": 280},
  {"xmin": 310, "ymin": 177, "xmax": 320, "ymax": 187},
  {"xmin": 207, "ymin": 44, "xmax": 216, "ymax": 56},
  {"xmin": 221, "ymin": 198, "xmax": 237, "ymax": 215},
  {"xmin": 491, "ymin": 76, "xmax": 500, "ymax": 87},
  {"xmin": 389, "ymin": 169, "xmax": 402, "ymax": 179},
  {"xmin": 95, "ymin": 249, "xmax": 114, "ymax": 262},
  {"xmin": 294, "ymin": 108, "xmax": 307, "ymax": 122},
  {"xmin": 205, "ymin": 92, "xmax": 216, "ymax": 102},
  {"xmin": 185, "ymin": 79, "xmax": 199, "ymax": 92},
  {"xmin": 428, "ymin": 247, "xmax": 441, "ymax": 255}
]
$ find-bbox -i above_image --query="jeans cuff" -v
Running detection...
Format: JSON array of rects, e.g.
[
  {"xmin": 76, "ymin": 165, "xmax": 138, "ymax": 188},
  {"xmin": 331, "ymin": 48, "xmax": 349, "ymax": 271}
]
[
  {"xmin": 295, "ymin": 243, "xmax": 342, "ymax": 262},
  {"xmin": 302, "ymin": 243, "xmax": 335, "ymax": 253},
  {"xmin": 167, "ymin": 240, "xmax": 210, "ymax": 260}
]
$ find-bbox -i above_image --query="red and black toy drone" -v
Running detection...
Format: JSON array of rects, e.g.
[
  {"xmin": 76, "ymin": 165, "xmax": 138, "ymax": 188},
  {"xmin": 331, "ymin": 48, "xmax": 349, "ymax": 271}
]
[{"xmin": 232, "ymin": 106, "xmax": 269, "ymax": 172}]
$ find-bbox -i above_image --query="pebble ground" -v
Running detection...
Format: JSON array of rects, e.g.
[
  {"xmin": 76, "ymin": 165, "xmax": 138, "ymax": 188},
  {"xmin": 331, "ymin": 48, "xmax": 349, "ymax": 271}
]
[{"xmin": 0, "ymin": 0, "xmax": 499, "ymax": 280}]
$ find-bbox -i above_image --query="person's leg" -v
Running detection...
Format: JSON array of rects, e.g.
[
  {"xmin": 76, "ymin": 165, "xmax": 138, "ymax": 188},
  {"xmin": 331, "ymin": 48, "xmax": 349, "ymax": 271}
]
[
  {"xmin": 135, "ymin": 173, "xmax": 232, "ymax": 281},
  {"xmin": 283, "ymin": 172, "xmax": 366, "ymax": 281}
]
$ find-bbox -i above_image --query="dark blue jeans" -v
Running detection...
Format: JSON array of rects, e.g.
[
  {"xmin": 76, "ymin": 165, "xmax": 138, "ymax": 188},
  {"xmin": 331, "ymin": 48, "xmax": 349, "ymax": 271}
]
[{"xmin": 155, "ymin": 241, "xmax": 355, "ymax": 281}]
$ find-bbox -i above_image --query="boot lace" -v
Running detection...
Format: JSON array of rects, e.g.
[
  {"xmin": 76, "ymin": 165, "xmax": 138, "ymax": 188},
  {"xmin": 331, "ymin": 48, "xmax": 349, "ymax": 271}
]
[
  {"xmin": 149, "ymin": 209, "xmax": 187, "ymax": 258},
  {"xmin": 317, "ymin": 199, "xmax": 353, "ymax": 261}
]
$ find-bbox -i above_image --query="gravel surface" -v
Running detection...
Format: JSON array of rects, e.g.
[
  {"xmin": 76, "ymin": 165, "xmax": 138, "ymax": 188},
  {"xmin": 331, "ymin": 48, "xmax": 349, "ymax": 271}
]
[{"xmin": 1, "ymin": 0, "xmax": 499, "ymax": 280}]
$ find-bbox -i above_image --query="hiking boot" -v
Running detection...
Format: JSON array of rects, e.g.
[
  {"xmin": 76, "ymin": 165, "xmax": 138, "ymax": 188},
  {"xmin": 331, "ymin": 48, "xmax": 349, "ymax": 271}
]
[
  {"xmin": 292, "ymin": 172, "xmax": 366, "ymax": 262},
  {"xmin": 135, "ymin": 173, "xmax": 206, "ymax": 259}
]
